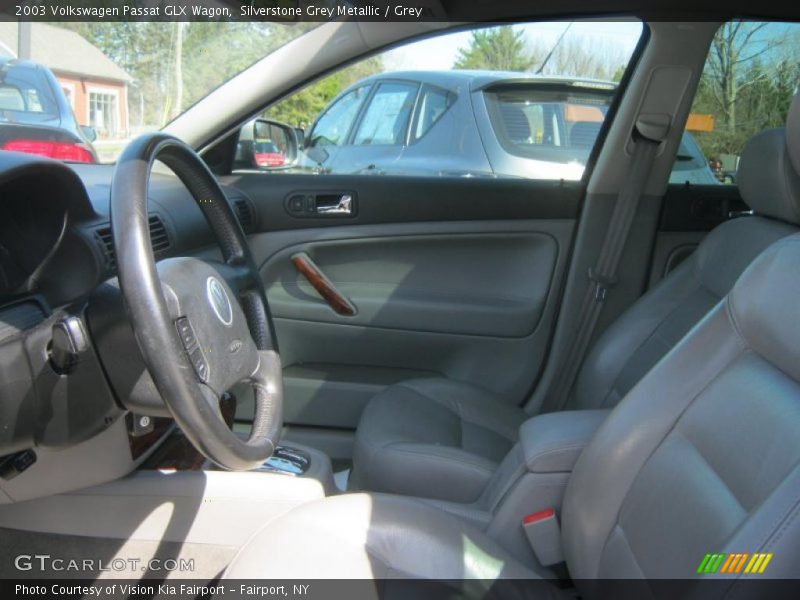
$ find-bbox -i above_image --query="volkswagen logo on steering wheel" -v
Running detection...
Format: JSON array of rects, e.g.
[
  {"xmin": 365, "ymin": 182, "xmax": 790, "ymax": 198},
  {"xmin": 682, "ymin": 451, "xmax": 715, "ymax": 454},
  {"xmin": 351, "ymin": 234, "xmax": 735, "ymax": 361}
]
[{"xmin": 207, "ymin": 276, "xmax": 233, "ymax": 327}]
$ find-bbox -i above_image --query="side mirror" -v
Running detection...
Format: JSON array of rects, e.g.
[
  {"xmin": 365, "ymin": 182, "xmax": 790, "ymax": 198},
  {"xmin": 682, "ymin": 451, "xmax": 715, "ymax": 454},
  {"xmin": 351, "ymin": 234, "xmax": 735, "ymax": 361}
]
[
  {"xmin": 236, "ymin": 118, "xmax": 299, "ymax": 171},
  {"xmin": 294, "ymin": 127, "xmax": 305, "ymax": 149},
  {"xmin": 80, "ymin": 125, "xmax": 97, "ymax": 143},
  {"xmin": 252, "ymin": 119, "xmax": 298, "ymax": 168}
]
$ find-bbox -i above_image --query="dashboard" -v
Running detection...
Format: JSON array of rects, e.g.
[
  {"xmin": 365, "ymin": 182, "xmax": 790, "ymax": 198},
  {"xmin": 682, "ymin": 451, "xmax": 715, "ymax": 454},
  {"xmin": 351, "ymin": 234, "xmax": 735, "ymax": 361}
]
[
  {"xmin": 0, "ymin": 151, "xmax": 257, "ymax": 488},
  {"xmin": 0, "ymin": 155, "xmax": 255, "ymax": 311}
]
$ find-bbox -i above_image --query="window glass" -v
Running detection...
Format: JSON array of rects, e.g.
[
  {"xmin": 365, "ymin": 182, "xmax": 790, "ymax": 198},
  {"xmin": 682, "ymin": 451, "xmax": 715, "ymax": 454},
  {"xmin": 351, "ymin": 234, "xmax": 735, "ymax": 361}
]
[
  {"xmin": 0, "ymin": 63, "xmax": 57, "ymax": 117},
  {"xmin": 413, "ymin": 86, "xmax": 454, "ymax": 141},
  {"xmin": 89, "ymin": 92, "xmax": 118, "ymax": 135},
  {"xmin": 354, "ymin": 82, "xmax": 418, "ymax": 145},
  {"xmin": 670, "ymin": 21, "xmax": 800, "ymax": 185},
  {"xmin": 256, "ymin": 20, "xmax": 644, "ymax": 178},
  {"xmin": 308, "ymin": 85, "xmax": 370, "ymax": 148},
  {"xmin": 485, "ymin": 86, "xmax": 613, "ymax": 165},
  {"xmin": 0, "ymin": 22, "xmax": 314, "ymax": 162}
]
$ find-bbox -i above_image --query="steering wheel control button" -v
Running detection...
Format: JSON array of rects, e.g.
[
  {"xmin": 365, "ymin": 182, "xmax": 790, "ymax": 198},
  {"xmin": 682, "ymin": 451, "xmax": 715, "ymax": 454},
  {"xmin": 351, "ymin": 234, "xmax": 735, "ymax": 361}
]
[
  {"xmin": 175, "ymin": 317, "xmax": 199, "ymax": 351},
  {"xmin": 190, "ymin": 348, "xmax": 210, "ymax": 383},
  {"xmin": 175, "ymin": 317, "xmax": 209, "ymax": 382},
  {"xmin": 207, "ymin": 276, "xmax": 233, "ymax": 327}
]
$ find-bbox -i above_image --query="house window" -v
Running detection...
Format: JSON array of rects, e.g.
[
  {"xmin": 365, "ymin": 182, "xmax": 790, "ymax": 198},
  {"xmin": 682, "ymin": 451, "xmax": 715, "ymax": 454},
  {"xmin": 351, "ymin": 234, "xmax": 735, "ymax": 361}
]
[{"xmin": 89, "ymin": 90, "xmax": 118, "ymax": 136}]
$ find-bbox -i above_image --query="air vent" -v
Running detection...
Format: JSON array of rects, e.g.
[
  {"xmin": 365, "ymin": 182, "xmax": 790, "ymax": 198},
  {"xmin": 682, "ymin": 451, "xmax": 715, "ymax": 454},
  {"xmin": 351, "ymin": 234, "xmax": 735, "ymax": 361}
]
[
  {"xmin": 233, "ymin": 198, "xmax": 255, "ymax": 233},
  {"xmin": 93, "ymin": 215, "xmax": 171, "ymax": 270},
  {"xmin": 148, "ymin": 215, "xmax": 171, "ymax": 254},
  {"xmin": 94, "ymin": 226, "xmax": 115, "ymax": 269}
]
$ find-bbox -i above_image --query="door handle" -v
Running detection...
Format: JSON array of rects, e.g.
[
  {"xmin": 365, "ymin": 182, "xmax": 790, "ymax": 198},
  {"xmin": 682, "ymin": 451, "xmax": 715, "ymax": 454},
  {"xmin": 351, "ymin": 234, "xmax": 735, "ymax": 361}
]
[
  {"xmin": 291, "ymin": 252, "xmax": 357, "ymax": 317},
  {"xmin": 285, "ymin": 192, "xmax": 356, "ymax": 217},
  {"xmin": 316, "ymin": 194, "xmax": 353, "ymax": 215}
]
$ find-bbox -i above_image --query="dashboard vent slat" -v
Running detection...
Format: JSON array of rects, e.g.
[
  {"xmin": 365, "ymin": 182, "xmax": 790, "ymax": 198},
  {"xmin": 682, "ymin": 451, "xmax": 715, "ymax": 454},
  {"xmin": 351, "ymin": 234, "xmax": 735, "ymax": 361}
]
[
  {"xmin": 93, "ymin": 215, "xmax": 171, "ymax": 271},
  {"xmin": 233, "ymin": 198, "xmax": 255, "ymax": 233}
]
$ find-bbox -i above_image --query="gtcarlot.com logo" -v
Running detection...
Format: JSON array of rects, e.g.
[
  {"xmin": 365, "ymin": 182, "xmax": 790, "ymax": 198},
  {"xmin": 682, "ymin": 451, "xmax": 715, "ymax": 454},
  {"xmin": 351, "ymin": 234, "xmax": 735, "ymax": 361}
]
[{"xmin": 14, "ymin": 554, "xmax": 195, "ymax": 573}]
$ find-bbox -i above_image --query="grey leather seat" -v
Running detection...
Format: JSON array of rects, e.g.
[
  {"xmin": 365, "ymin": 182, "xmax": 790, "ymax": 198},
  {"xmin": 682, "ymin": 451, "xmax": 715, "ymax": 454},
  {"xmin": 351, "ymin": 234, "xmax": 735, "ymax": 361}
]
[
  {"xmin": 228, "ymin": 224, "xmax": 800, "ymax": 583},
  {"xmin": 351, "ymin": 93, "xmax": 800, "ymax": 503}
]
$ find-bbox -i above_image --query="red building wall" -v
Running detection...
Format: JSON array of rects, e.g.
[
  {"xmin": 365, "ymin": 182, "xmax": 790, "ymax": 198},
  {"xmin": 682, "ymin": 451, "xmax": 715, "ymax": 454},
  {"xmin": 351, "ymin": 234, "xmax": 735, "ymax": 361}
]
[{"xmin": 54, "ymin": 73, "xmax": 128, "ymax": 139}]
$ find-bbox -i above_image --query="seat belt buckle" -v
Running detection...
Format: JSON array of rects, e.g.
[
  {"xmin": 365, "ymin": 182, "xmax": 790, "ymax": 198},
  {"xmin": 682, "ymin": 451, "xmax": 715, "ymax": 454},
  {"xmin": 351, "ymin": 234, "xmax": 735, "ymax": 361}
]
[{"xmin": 522, "ymin": 508, "xmax": 564, "ymax": 566}]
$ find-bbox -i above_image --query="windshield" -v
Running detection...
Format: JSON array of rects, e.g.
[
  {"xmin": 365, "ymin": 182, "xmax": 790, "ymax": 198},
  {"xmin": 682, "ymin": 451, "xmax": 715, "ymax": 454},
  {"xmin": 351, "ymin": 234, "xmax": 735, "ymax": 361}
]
[{"xmin": 0, "ymin": 21, "xmax": 313, "ymax": 162}]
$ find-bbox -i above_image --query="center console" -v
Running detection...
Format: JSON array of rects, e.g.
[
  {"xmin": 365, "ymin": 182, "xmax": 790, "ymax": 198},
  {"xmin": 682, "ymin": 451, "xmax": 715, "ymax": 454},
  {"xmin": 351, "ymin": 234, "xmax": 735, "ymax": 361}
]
[
  {"xmin": 0, "ymin": 435, "xmax": 336, "ymax": 553},
  {"xmin": 130, "ymin": 392, "xmax": 336, "ymax": 495},
  {"xmin": 418, "ymin": 409, "xmax": 609, "ymax": 571},
  {"xmin": 252, "ymin": 442, "xmax": 336, "ymax": 494}
]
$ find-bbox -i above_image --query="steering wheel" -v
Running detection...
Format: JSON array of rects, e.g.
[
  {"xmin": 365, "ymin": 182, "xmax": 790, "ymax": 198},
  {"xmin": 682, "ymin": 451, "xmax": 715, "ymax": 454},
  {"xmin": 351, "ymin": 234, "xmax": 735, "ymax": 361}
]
[{"xmin": 110, "ymin": 132, "xmax": 282, "ymax": 471}]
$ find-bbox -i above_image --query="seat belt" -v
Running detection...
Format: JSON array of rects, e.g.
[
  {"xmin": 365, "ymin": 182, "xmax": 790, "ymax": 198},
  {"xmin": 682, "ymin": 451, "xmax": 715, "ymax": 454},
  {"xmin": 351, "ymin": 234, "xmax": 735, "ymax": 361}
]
[{"xmin": 543, "ymin": 114, "xmax": 670, "ymax": 413}]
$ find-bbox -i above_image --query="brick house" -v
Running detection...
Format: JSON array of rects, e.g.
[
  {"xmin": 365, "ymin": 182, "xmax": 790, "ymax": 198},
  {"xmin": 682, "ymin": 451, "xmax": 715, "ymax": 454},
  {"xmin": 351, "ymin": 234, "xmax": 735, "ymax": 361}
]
[{"xmin": 0, "ymin": 22, "xmax": 132, "ymax": 139}]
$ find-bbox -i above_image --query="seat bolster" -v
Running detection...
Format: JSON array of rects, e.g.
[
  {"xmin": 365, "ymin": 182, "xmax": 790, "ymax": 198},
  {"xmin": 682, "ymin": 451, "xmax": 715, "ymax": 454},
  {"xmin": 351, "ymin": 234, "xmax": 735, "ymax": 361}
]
[{"xmin": 728, "ymin": 234, "xmax": 800, "ymax": 381}]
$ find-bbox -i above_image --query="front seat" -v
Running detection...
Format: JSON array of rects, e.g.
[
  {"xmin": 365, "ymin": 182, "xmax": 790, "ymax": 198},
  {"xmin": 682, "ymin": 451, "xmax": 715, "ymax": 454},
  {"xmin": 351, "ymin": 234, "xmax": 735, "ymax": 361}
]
[
  {"xmin": 351, "ymin": 93, "xmax": 800, "ymax": 503},
  {"xmin": 227, "ymin": 227, "xmax": 800, "ymax": 585}
]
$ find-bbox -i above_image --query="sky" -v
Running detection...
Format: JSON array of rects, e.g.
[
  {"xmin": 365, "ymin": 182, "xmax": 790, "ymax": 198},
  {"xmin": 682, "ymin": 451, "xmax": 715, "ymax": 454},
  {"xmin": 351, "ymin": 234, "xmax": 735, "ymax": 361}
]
[{"xmin": 382, "ymin": 20, "xmax": 645, "ymax": 72}]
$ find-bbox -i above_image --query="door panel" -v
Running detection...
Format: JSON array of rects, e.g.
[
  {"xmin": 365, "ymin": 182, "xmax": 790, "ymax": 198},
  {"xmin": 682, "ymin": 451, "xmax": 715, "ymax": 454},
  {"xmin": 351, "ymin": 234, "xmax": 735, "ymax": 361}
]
[
  {"xmin": 263, "ymin": 231, "xmax": 558, "ymax": 337},
  {"xmin": 224, "ymin": 174, "xmax": 579, "ymax": 435},
  {"xmin": 648, "ymin": 183, "xmax": 748, "ymax": 288}
]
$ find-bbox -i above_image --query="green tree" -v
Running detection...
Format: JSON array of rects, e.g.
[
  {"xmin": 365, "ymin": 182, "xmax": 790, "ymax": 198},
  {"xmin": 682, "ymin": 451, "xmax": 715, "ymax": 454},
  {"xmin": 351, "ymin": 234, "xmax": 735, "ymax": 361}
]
[
  {"xmin": 453, "ymin": 26, "xmax": 534, "ymax": 71},
  {"xmin": 59, "ymin": 20, "xmax": 315, "ymax": 130},
  {"xmin": 705, "ymin": 23, "xmax": 787, "ymax": 134},
  {"xmin": 264, "ymin": 56, "xmax": 384, "ymax": 129},
  {"xmin": 689, "ymin": 23, "xmax": 798, "ymax": 158}
]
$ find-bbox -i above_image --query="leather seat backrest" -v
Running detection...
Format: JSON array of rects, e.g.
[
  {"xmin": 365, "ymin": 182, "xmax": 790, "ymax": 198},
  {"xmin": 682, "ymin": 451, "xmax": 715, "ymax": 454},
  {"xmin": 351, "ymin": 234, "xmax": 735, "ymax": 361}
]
[
  {"xmin": 562, "ymin": 232, "xmax": 800, "ymax": 588},
  {"xmin": 570, "ymin": 93, "xmax": 800, "ymax": 411}
]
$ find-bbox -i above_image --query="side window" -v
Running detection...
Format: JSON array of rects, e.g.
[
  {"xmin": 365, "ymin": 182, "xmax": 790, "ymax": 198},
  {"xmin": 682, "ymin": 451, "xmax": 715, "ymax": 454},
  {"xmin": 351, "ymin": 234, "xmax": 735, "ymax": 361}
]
[
  {"xmin": 308, "ymin": 85, "xmax": 370, "ymax": 148},
  {"xmin": 252, "ymin": 21, "xmax": 644, "ymax": 178},
  {"xmin": 353, "ymin": 82, "xmax": 418, "ymax": 146},
  {"xmin": 670, "ymin": 21, "xmax": 800, "ymax": 185},
  {"xmin": 412, "ymin": 86, "xmax": 454, "ymax": 142}
]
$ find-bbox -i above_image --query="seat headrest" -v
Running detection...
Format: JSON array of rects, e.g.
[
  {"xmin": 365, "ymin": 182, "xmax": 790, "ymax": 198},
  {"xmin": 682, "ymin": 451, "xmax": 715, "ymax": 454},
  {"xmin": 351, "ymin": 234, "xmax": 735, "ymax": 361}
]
[
  {"xmin": 737, "ymin": 93, "xmax": 800, "ymax": 225},
  {"xmin": 729, "ymin": 233, "xmax": 800, "ymax": 382}
]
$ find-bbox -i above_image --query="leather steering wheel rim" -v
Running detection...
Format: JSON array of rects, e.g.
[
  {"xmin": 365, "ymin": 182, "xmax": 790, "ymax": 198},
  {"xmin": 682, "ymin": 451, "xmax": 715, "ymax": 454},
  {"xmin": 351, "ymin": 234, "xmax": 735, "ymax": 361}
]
[{"xmin": 110, "ymin": 132, "xmax": 282, "ymax": 471}]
